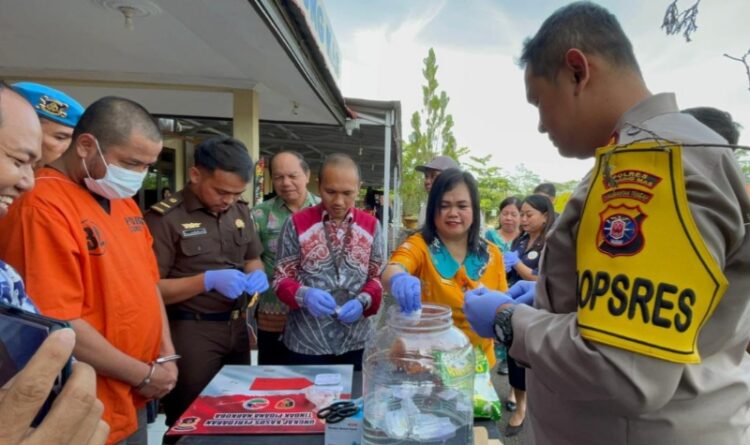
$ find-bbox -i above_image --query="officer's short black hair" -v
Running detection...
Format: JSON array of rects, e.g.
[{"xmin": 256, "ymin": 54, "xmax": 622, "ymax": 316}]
[
  {"xmin": 318, "ymin": 153, "xmax": 360, "ymax": 184},
  {"xmin": 533, "ymin": 182, "xmax": 557, "ymax": 198},
  {"xmin": 422, "ymin": 168, "xmax": 482, "ymax": 255},
  {"xmin": 72, "ymin": 96, "xmax": 161, "ymax": 152},
  {"xmin": 269, "ymin": 150, "xmax": 309, "ymax": 175},
  {"xmin": 683, "ymin": 107, "xmax": 741, "ymax": 146},
  {"xmin": 194, "ymin": 136, "xmax": 254, "ymax": 183},
  {"xmin": 520, "ymin": 2, "xmax": 640, "ymax": 80}
]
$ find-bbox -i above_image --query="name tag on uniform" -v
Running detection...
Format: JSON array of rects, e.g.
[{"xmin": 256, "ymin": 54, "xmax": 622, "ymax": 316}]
[
  {"xmin": 576, "ymin": 141, "xmax": 727, "ymax": 364},
  {"xmin": 182, "ymin": 228, "xmax": 208, "ymax": 238}
]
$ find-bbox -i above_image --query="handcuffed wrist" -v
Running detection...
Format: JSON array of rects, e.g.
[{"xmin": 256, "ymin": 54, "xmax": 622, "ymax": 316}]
[{"xmin": 135, "ymin": 363, "xmax": 156, "ymax": 390}]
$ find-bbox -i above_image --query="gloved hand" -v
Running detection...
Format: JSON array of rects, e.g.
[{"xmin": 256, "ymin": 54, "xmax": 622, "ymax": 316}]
[
  {"xmin": 503, "ymin": 251, "xmax": 520, "ymax": 272},
  {"xmin": 508, "ymin": 280, "xmax": 536, "ymax": 305},
  {"xmin": 303, "ymin": 288, "xmax": 337, "ymax": 318},
  {"xmin": 337, "ymin": 299, "xmax": 364, "ymax": 324},
  {"xmin": 389, "ymin": 273, "xmax": 421, "ymax": 313},
  {"xmin": 244, "ymin": 270, "xmax": 269, "ymax": 294},
  {"xmin": 463, "ymin": 287, "xmax": 514, "ymax": 338},
  {"xmin": 204, "ymin": 269, "xmax": 246, "ymax": 300}
]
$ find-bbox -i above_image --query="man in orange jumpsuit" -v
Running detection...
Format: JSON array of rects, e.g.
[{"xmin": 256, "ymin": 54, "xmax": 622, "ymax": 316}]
[{"xmin": 0, "ymin": 96, "xmax": 178, "ymax": 445}]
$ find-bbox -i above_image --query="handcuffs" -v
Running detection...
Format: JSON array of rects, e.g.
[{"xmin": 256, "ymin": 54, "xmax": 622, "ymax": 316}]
[{"xmin": 135, "ymin": 354, "xmax": 181, "ymax": 391}]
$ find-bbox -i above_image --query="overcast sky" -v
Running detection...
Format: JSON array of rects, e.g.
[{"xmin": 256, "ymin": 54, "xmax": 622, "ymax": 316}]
[{"xmin": 324, "ymin": 0, "xmax": 750, "ymax": 183}]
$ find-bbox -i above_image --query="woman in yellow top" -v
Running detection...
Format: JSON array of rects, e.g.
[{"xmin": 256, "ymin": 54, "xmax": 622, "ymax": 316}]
[{"xmin": 383, "ymin": 169, "xmax": 511, "ymax": 367}]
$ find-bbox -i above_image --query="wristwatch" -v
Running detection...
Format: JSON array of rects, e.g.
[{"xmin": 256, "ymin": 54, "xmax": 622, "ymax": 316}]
[{"xmin": 494, "ymin": 306, "xmax": 516, "ymax": 347}]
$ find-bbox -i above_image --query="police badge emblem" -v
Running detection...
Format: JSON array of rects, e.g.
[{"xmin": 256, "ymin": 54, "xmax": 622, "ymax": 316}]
[
  {"xmin": 597, "ymin": 204, "xmax": 646, "ymax": 257},
  {"xmin": 36, "ymin": 95, "xmax": 69, "ymax": 118}
]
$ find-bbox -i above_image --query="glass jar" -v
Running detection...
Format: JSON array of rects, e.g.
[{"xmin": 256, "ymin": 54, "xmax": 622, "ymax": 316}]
[{"xmin": 362, "ymin": 303, "xmax": 475, "ymax": 445}]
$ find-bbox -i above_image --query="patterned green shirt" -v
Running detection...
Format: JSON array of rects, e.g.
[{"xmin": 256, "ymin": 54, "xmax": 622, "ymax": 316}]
[{"xmin": 252, "ymin": 192, "xmax": 320, "ymax": 315}]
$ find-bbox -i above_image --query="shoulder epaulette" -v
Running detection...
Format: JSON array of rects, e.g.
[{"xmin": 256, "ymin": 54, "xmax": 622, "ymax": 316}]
[{"xmin": 149, "ymin": 196, "xmax": 182, "ymax": 215}]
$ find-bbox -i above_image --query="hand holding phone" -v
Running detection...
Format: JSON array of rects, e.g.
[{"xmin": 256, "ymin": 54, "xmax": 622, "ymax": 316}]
[{"xmin": 0, "ymin": 329, "xmax": 109, "ymax": 445}]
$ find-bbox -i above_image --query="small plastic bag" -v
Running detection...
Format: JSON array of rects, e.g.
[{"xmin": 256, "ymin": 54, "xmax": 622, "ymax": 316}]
[{"xmin": 473, "ymin": 347, "xmax": 502, "ymax": 420}]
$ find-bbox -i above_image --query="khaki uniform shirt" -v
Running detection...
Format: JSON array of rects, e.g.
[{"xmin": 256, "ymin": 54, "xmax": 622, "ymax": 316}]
[
  {"xmin": 145, "ymin": 186, "xmax": 263, "ymax": 314},
  {"xmin": 510, "ymin": 93, "xmax": 750, "ymax": 445}
]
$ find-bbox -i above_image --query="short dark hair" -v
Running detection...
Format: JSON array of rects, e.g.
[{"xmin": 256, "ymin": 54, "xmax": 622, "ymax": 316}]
[
  {"xmin": 72, "ymin": 96, "xmax": 161, "ymax": 151},
  {"xmin": 533, "ymin": 182, "xmax": 557, "ymax": 198},
  {"xmin": 194, "ymin": 136, "xmax": 254, "ymax": 183},
  {"xmin": 499, "ymin": 196, "xmax": 522, "ymax": 212},
  {"xmin": 522, "ymin": 194, "xmax": 556, "ymax": 236},
  {"xmin": 422, "ymin": 168, "xmax": 482, "ymax": 254},
  {"xmin": 318, "ymin": 153, "xmax": 360, "ymax": 183},
  {"xmin": 520, "ymin": 1, "xmax": 640, "ymax": 80},
  {"xmin": 683, "ymin": 107, "xmax": 741, "ymax": 145},
  {"xmin": 269, "ymin": 150, "xmax": 309, "ymax": 175}
]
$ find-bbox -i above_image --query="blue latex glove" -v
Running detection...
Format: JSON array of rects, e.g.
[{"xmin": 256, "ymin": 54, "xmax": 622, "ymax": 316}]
[
  {"xmin": 389, "ymin": 272, "xmax": 421, "ymax": 313},
  {"xmin": 244, "ymin": 270, "xmax": 269, "ymax": 294},
  {"xmin": 204, "ymin": 269, "xmax": 246, "ymax": 300},
  {"xmin": 303, "ymin": 288, "xmax": 337, "ymax": 318},
  {"xmin": 337, "ymin": 299, "xmax": 364, "ymax": 324},
  {"xmin": 463, "ymin": 287, "xmax": 514, "ymax": 338},
  {"xmin": 508, "ymin": 280, "xmax": 536, "ymax": 306},
  {"xmin": 503, "ymin": 251, "xmax": 520, "ymax": 272}
]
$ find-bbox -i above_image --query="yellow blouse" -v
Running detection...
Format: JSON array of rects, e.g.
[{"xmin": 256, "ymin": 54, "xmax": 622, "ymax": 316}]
[{"xmin": 389, "ymin": 233, "xmax": 508, "ymax": 367}]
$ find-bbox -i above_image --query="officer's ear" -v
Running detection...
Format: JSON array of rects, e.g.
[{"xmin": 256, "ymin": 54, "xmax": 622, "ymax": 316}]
[
  {"xmin": 188, "ymin": 166, "xmax": 202, "ymax": 184},
  {"xmin": 563, "ymin": 49, "xmax": 590, "ymax": 97}
]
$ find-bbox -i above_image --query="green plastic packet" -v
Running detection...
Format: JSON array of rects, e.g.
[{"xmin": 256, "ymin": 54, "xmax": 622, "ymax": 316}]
[{"xmin": 473, "ymin": 347, "xmax": 501, "ymax": 420}]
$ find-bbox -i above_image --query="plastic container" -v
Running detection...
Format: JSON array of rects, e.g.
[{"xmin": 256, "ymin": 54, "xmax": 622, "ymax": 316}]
[{"xmin": 362, "ymin": 304, "xmax": 475, "ymax": 445}]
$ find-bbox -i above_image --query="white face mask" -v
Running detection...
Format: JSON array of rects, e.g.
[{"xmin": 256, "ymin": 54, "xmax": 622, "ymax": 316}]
[{"xmin": 82, "ymin": 139, "xmax": 148, "ymax": 199}]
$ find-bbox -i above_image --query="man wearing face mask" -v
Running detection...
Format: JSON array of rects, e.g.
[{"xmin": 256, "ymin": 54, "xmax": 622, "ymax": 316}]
[{"xmin": 0, "ymin": 96, "xmax": 178, "ymax": 445}]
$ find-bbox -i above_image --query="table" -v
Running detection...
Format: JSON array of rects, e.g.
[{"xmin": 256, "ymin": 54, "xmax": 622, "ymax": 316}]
[{"xmin": 176, "ymin": 372, "xmax": 501, "ymax": 444}]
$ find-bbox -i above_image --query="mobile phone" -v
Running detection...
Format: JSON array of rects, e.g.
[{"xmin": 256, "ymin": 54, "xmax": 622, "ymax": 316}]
[{"xmin": 0, "ymin": 302, "xmax": 72, "ymax": 426}]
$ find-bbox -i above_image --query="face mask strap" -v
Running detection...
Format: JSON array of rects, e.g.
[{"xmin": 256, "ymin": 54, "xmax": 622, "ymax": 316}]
[
  {"xmin": 92, "ymin": 138, "xmax": 110, "ymax": 169},
  {"xmin": 82, "ymin": 137, "xmax": 110, "ymax": 180}
]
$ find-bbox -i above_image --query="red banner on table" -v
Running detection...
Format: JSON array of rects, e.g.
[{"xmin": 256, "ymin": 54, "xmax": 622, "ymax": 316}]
[{"xmin": 167, "ymin": 365, "xmax": 353, "ymax": 436}]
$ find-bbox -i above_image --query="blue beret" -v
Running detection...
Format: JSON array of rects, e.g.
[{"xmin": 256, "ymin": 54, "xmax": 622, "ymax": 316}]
[{"xmin": 12, "ymin": 82, "xmax": 84, "ymax": 128}]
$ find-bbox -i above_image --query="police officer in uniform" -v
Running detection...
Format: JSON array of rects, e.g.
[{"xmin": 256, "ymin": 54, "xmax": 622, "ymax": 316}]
[
  {"xmin": 145, "ymin": 137, "xmax": 268, "ymax": 427},
  {"xmin": 464, "ymin": 3, "xmax": 750, "ymax": 445},
  {"xmin": 12, "ymin": 82, "xmax": 84, "ymax": 168}
]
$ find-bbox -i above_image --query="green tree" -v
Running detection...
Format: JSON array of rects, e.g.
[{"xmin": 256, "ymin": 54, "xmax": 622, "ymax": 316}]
[
  {"xmin": 662, "ymin": 1, "xmax": 750, "ymax": 92},
  {"xmin": 464, "ymin": 154, "xmax": 513, "ymax": 218},
  {"xmin": 506, "ymin": 164, "xmax": 542, "ymax": 197},
  {"xmin": 400, "ymin": 48, "xmax": 467, "ymax": 216},
  {"xmin": 735, "ymin": 150, "xmax": 750, "ymax": 181}
]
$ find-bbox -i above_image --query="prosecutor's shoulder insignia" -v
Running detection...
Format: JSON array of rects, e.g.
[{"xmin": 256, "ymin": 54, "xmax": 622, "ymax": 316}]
[
  {"xmin": 150, "ymin": 196, "xmax": 182, "ymax": 215},
  {"xmin": 576, "ymin": 141, "xmax": 728, "ymax": 364}
]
